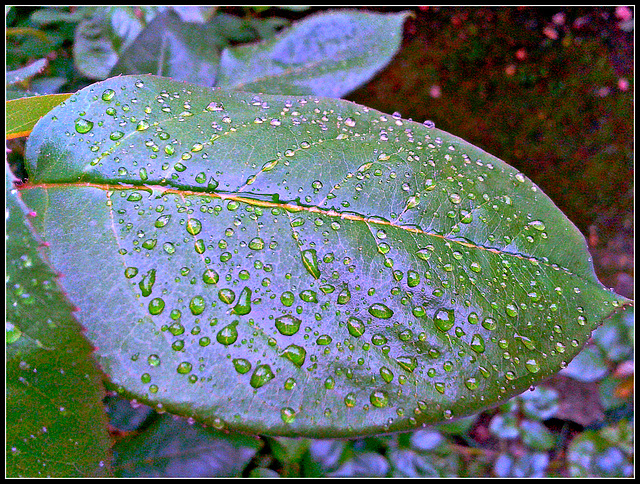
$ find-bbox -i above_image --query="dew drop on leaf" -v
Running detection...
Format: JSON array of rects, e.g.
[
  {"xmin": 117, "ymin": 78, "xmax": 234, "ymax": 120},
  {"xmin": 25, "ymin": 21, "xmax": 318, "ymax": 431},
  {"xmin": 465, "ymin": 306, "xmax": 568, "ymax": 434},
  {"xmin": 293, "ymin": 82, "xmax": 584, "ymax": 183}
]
[
  {"xmin": 101, "ymin": 88, "xmax": 115, "ymax": 101},
  {"xmin": 275, "ymin": 314, "xmax": 302, "ymax": 336},
  {"xmin": 368, "ymin": 303, "xmax": 394, "ymax": 319},
  {"xmin": 347, "ymin": 317, "xmax": 366, "ymax": 337},
  {"xmin": 74, "ymin": 118, "xmax": 93, "ymax": 134},
  {"xmin": 281, "ymin": 407, "xmax": 296, "ymax": 423},
  {"xmin": 203, "ymin": 269, "xmax": 219, "ymax": 284},
  {"xmin": 250, "ymin": 364, "xmax": 275, "ymax": 388},
  {"xmin": 189, "ymin": 295, "xmax": 206, "ymax": 315},
  {"xmin": 176, "ymin": 362, "xmax": 192, "ymax": 374},
  {"xmin": 434, "ymin": 308, "xmax": 455, "ymax": 332},
  {"xmin": 370, "ymin": 390, "xmax": 389, "ymax": 408},
  {"xmin": 282, "ymin": 344, "xmax": 306, "ymax": 367},
  {"xmin": 232, "ymin": 358, "xmax": 252, "ymax": 374},
  {"xmin": 186, "ymin": 218, "xmax": 202, "ymax": 235},
  {"xmin": 301, "ymin": 249, "xmax": 321, "ymax": 279},
  {"xmin": 233, "ymin": 287, "xmax": 252, "ymax": 315},
  {"xmin": 216, "ymin": 323, "xmax": 238, "ymax": 346},
  {"xmin": 148, "ymin": 297, "xmax": 165, "ymax": 315}
]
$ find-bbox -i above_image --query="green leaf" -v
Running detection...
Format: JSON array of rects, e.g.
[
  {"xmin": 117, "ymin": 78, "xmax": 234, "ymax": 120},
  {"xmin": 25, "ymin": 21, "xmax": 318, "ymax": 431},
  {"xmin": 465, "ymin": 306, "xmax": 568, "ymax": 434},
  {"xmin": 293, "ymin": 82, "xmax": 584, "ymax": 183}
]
[
  {"xmin": 6, "ymin": 93, "xmax": 73, "ymax": 139},
  {"xmin": 20, "ymin": 75, "xmax": 629, "ymax": 438},
  {"xmin": 6, "ymin": 57, "xmax": 48, "ymax": 86},
  {"xmin": 6, "ymin": 169, "xmax": 113, "ymax": 477},
  {"xmin": 110, "ymin": 10, "xmax": 228, "ymax": 86},
  {"xmin": 113, "ymin": 414, "xmax": 263, "ymax": 477},
  {"xmin": 217, "ymin": 10, "xmax": 410, "ymax": 97},
  {"xmin": 73, "ymin": 7, "xmax": 166, "ymax": 79}
]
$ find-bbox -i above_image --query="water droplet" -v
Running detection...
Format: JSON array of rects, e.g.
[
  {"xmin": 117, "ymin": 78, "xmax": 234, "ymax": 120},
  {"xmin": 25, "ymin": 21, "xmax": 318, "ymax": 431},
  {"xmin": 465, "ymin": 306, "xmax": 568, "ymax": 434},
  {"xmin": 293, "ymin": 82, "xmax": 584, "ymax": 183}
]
[
  {"xmin": 465, "ymin": 377, "xmax": 479, "ymax": 391},
  {"xmin": 416, "ymin": 245, "xmax": 434, "ymax": 261},
  {"xmin": 75, "ymin": 118, "xmax": 93, "ymax": 134},
  {"xmin": 435, "ymin": 382, "xmax": 445, "ymax": 394},
  {"xmin": 124, "ymin": 267, "xmax": 138, "ymax": 278},
  {"xmin": 233, "ymin": 287, "xmax": 252, "ymax": 315},
  {"xmin": 370, "ymin": 390, "xmax": 389, "ymax": 408},
  {"xmin": 301, "ymin": 249, "xmax": 321, "ymax": 279},
  {"xmin": 148, "ymin": 354, "xmax": 161, "ymax": 367},
  {"xmin": 218, "ymin": 288, "xmax": 236, "ymax": 304},
  {"xmin": 505, "ymin": 303, "xmax": 518, "ymax": 317},
  {"xmin": 262, "ymin": 159, "xmax": 278, "ymax": 171},
  {"xmin": 316, "ymin": 334, "xmax": 332, "ymax": 345},
  {"xmin": 396, "ymin": 356, "xmax": 417, "ymax": 372},
  {"xmin": 110, "ymin": 130, "xmax": 124, "ymax": 141},
  {"xmin": 299, "ymin": 289, "xmax": 318, "ymax": 303},
  {"xmin": 189, "ymin": 295, "xmax": 206, "ymax": 315},
  {"xmin": 470, "ymin": 334, "xmax": 485, "ymax": 353},
  {"xmin": 275, "ymin": 314, "xmax": 302, "ymax": 336},
  {"xmin": 482, "ymin": 318, "xmax": 497, "ymax": 331},
  {"xmin": 203, "ymin": 269, "xmax": 219, "ymax": 284},
  {"xmin": 449, "ymin": 193, "xmax": 462, "ymax": 204},
  {"xmin": 281, "ymin": 407, "xmax": 296, "ymax": 423},
  {"xmin": 6, "ymin": 323, "xmax": 22, "ymax": 344},
  {"xmin": 284, "ymin": 378, "xmax": 296, "ymax": 390},
  {"xmin": 233, "ymin": 358, "xmax": 252, "ymax": 374},
  {"xmin": 186, "ymin": 218, "xmax": 202, "ymax": 235},
  {"xmin": 101, "ymin": 89, "xmax": 115, "ymax": 101},
  {"xmin": 344, "ymin": 393, "xmax": 357, "ymax": 407},
  {"xmin": 282, "ymin": 344, "xmax": 306, "ymax": 367},
  {"xmin": 139, "ymin": 269, "xmax": 156, "ymax": 297},
  {"xmin": 337, "ymin": 286, "xmax": 351, "ymax": 304},
  {"xmin": 380, "ymin": 367, "xmax": 394, "ymax": 383},
  {"xmin": 155, "ymin": 214, "xmax": 171, "ymax": 228},
  {"xmin": 347, "ymin": 317, "xmax": 366, "ymax": 337},
  {"xmin": 529, "ymin": 220, "xmax": 546, "ymax": 231},
  {"xmin": 148, "ymin": 298, "xmax": 165, "ymax": 315},
  {"xmin": 525, "ymin": 359, "xmax": 540, "ymax": 374},
  {"xmin": 216, "ymin": 322, "xmax": 238, "ymax": 345},
  {"xmin": 434, "ymin": 308, "xmax": 455, "ymax": 332},
  {"xmin": 371, "ymin": 333, "xmax": 387, "ymax": 346},
  {"xmin": 250, "ymin": 364, "xmax": 275, "ymax": 388},
  {"xmin": 176, "ymin": 362, "xmax": 192, "ymax": 374},
  {"xmin": 248, "ymin": 237, "xmax": 264, "ymax": 250},
  {"xmin": 407, "ymin": 270, "xmax": 420, "ymax": 287},
  {"xmin": 368, "ymin": 303, "xmax": 394, "ymax": 319},
  {"xmin": 280, "ymin": 291, "xmax": 295, "ymax": 307}
]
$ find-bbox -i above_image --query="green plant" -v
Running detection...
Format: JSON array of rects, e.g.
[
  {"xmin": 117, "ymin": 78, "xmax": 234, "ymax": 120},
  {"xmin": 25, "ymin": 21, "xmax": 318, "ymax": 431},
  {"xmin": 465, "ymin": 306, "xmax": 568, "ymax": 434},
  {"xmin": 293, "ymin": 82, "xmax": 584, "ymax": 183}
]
[{"xmin": 6, "ymin": 6, "xmax": 633, "ymax": 478}]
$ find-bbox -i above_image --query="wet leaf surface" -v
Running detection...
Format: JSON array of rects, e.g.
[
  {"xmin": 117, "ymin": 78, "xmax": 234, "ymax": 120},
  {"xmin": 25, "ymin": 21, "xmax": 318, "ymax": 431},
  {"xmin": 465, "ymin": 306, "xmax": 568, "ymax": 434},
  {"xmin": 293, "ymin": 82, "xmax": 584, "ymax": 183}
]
[
  {"xmin": 20, "ymin": 74, "xmax": 628, "ymax": 438},
  {"xmin": 6, "ymin": 170, "xmax": 113, "ymax": 477}
]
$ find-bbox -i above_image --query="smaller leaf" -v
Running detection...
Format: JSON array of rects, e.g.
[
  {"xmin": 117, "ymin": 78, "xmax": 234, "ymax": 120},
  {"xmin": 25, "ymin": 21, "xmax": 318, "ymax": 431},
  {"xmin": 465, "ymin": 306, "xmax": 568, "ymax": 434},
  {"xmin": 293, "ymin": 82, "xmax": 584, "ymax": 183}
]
[
  {"xmin": 519, "ymin": 420, "xmax": 555, "ymax": 451},
  {"xmin": 217, "ymin": 10, "xmax": 410, "ymax": 97},
  {"xmin": 560, "ymin": 345, "xmax": 609, "ymax": 382},
  {"xmin": 6, "ymin": 93, "xmax": 72, "ymax": 139},
  {"xmin": 110, "ymin": 10, "xmax": 227, "ymax": 86},
  {"xmin": 519, "ymin": 386, "xmax": 559, "ymax": 421},
  {"xmin": 6, "ymin": 57, "xmax": 48, "ymax": 86},
  {"xmin": 113, "ymin": 414, "xmax": 263, "ymax": 477}
]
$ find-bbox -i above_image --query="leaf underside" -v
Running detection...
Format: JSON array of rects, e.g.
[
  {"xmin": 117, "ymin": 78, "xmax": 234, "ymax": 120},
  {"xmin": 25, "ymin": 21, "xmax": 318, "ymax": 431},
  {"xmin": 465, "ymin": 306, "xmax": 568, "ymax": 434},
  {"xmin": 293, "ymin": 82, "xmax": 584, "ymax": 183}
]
[{"xmin": 21, "ymin": 75, "xmax": 628, "ymax": 438}]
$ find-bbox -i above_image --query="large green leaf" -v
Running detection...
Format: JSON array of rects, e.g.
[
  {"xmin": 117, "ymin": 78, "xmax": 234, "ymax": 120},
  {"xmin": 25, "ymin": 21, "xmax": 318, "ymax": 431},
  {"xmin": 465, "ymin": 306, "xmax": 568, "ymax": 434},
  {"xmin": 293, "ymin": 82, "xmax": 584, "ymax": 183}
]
[
  {"xmin": 6, "ymin": 169, "xmax": 113, "ymax": 476},
  {"xmin": 20, "ymin": 75, "xmax": 629, "ymax": 438}
]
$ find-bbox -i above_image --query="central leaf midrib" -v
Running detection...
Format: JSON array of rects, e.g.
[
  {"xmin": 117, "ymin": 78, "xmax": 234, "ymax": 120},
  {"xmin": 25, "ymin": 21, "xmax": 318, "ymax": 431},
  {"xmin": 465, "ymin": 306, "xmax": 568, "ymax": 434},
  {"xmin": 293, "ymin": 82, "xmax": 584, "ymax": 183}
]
[{"xmin": 20, "ymin": 180, "xmax": 589, "ymax": 280}]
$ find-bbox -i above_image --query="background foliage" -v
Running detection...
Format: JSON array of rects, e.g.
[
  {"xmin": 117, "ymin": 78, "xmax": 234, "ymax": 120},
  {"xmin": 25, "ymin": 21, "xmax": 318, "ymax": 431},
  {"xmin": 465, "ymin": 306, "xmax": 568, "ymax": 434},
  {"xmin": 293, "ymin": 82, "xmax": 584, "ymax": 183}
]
[{"xmin": 6, "ymin": 6, "xmax": 633, "ymax": 477}]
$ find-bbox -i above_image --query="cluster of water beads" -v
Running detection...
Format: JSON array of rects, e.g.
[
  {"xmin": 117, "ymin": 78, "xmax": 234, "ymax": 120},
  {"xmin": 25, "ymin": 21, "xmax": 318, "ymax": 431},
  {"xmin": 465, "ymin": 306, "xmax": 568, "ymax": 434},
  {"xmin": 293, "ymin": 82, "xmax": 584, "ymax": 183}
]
[{"xmin": 81, "ymin": 78, "xmax": 598, "ymax": 432}]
